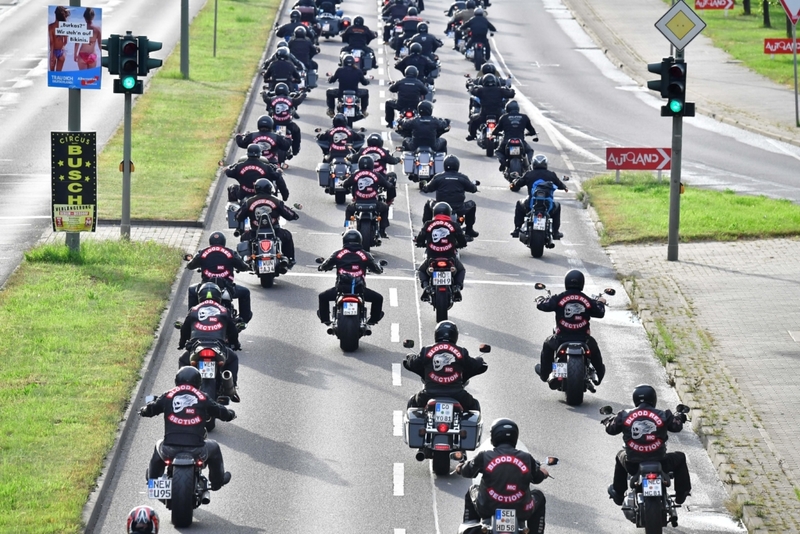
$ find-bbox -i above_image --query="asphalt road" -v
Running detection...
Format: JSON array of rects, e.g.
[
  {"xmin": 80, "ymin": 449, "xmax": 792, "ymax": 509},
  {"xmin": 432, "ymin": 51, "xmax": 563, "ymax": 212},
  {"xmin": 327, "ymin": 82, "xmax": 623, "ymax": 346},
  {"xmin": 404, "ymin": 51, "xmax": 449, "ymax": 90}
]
[{"xmin": 81, "ymin": 0, "xmax": 769, "ymax": 532}]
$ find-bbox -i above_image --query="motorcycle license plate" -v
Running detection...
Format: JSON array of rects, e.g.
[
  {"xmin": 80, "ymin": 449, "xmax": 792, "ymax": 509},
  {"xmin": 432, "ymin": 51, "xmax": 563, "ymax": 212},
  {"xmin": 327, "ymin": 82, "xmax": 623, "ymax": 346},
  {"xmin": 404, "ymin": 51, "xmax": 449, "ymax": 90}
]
[
  {"xmin": 643, "ymin": 478, "xmax": 662, "ymax": 496},
  {"xmin": 419, "ymin": 165, "xmax": 430, "ymax": 176},
  {"xmin": 344, "ymin": 107, "xmax": 355, "ymax": 117},
  {"xmin": 148, "ymin": 478, "xmax": 171, "ymax": 500},
  {"xmin": 353, "ymin": 49, "xmax": 362, "ymax": 58},
  {"xmin": 343, "ymin": 302, "xmax": 359, "ymax": 316},
  {"xmin": 323, "ymin": 23, "xmax": 331, "ymax": 32},
  {"xmin": 509, "ymin": 146, "xmax": 521, "ymax": 156},
  {"xmin": 432, "ymin": 270, "xmax": 451, "ymax": 286},
  {"xmin": 198, "ymin": 360, "xmax": 216, "ymax": 379},
  {"xmin": 258, "ymin": 258, "xmax": 276, "ymax": 274},
  {"xmin": 334, "ymin": 178, "xmax": 342, "ymax": 189},
  {"xmin": 400, "ymin": 46, "xmax": 408, "ymax": 56},
  {"xmin": 434, "ymin": 402, "xmax": 453, "ymax": 423},
  {"xmin": 494, "ymin": 509, "xmax": 517, "ymax": 533},
  {"xmin": 465, "ymin": 48, "xmax": 474, "ymax": 59},
  {"xmin": 552, "ymin": 362, "xmax": 568, "ymax": 378},
  {"xmin": 533, "ymin": 217, "xmax": 546, "ymax": 231}
]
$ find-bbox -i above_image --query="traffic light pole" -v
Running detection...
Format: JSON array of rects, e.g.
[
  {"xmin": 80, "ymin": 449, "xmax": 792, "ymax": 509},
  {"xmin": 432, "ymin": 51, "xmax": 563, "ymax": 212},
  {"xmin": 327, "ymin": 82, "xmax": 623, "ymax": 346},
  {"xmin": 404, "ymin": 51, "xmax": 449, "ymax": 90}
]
[
  {"xmin": 121, "ymin": 93, "xmax": 132, "ymax": 240},
  {"xmin": 181, "ymin": 0, "xmax": 189, "ymax": 79},
  {"xmin": 667, "ymin": 48, "xmax": 685, "ymax": 262},
  {"xmin": 66, "ymin": 0, "xmax": 82, "ymax": 252}
]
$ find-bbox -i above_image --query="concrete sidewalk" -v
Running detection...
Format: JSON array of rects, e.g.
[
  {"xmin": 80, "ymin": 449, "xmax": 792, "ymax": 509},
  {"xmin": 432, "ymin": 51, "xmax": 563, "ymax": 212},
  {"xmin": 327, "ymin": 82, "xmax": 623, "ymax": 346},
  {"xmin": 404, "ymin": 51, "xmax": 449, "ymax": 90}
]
[{"xmin": 561, "ymin": 0, "xmax": 800, "ymax": 146}]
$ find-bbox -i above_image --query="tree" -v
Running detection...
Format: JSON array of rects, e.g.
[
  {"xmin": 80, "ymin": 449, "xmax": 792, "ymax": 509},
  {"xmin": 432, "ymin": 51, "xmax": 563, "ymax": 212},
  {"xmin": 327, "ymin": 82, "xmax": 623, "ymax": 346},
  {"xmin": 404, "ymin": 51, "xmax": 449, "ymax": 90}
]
[
  {"xmin": 763, "ymin": 0, "xmax": 771, "ymax": 28},
  {"xmin": 743, "ymin": 0, "xmax": 751, "ymax": 15}
]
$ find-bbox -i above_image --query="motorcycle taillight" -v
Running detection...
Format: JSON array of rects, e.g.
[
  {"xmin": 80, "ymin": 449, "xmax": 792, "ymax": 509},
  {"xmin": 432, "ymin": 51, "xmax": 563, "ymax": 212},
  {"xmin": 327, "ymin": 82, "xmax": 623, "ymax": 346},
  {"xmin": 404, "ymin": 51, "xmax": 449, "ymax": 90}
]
[
  {"xmin": 437, "ymin": 423, "xmax": 449, "ymax": 433},
  {"xmin": 646, "ymin": 473, "xmax": 659, "ymax": 480},
  {"xmin": 488, "ymin": 122, "xmax": 496, "ymax": 129},
  {"xmin": 345, "ymin": 97, "xmax": 355, "ymax": 104},
  {"xmin": 199, "ymin": 348, "xmax": 217, "ymax": 359},
  {"xmin": 405, "ymin": 111, "xmax": 414, "ymax": 117},
  {"xmin": 436, "ymin": 261, "xmax": 449, "ymax": 268},
  {"xmin": 259, "ymin": 240, "xmax": 273, "ymax": 253}
]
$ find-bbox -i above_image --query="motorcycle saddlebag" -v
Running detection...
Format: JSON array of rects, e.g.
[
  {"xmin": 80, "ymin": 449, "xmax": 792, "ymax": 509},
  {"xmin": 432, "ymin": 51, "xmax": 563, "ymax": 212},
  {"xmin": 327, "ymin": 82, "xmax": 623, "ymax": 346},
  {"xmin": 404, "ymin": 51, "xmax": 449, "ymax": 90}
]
[
  {"xmin": 433, "ymin": 152, "xmax": 445, "ymax": 174},
  {"xmin": 316, "ymin": 162, "xmax": 331, "ymax": 187},
  {"xmin": 403, "ymin": 152, "xmax": 415, "ymax": 175},
  {"xmin": 404, "ymin": 408, "xmax": 425, "ymax": 448},
  {"xmin": 227, "ymin": 203, "xmax": 239, "ymax": 229},
  {"xmin": 459, "ymin": 412, "xmax": 482, "ymax": 450},
  {"xmin": 236, "ymin": 241, "xmax": 251, "ymax": 260}
]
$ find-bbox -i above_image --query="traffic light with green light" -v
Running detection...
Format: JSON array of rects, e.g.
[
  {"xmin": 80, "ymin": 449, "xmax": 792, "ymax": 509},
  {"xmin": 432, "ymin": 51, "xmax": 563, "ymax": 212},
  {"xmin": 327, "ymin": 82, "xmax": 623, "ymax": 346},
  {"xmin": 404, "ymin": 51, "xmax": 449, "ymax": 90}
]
[
  {"xmin": 665, "ymin": 60, "xmax": 695, "ymax": 117},
  {"xmin": 114, "ymin": 33, "xmax": 143, "ymax": 94},
  {"xmin": 100, "ymin": 35, "xmax": 120, "ymax": 75},
  {"xmin": 137, "ymin": 36, "xmax": 163, "ymax": 76}
]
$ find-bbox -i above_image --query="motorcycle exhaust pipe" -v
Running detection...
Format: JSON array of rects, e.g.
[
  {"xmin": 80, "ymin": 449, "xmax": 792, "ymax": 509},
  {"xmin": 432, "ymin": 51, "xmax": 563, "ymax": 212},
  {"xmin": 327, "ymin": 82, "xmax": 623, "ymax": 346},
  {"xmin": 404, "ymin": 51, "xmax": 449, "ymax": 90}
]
[
  {"xmin": 415, "ymin": 451, "xmax": 426, "ymax": 462},
  {"xmin": 221, "ymin": 370, "xmax": 236, "ymax": 397}
]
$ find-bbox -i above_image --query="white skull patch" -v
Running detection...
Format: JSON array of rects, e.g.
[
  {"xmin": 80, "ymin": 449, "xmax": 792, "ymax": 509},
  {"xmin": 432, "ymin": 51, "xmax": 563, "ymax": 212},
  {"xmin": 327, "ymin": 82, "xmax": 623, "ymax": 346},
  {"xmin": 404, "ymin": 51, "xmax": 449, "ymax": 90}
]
[
  {"xmin": 431, "ymin": 227, "xmax": 450, "ymax": 243},
  {"xmin": 432, "ymin": 352, "xmax": 456, "ymax": 371},
  {"xmin": 564, "ymin": 302, "xmax": 585, "ymax": 318},
  {"xmin": 357, "ymin": 176, "xmax": 374, "ymax": 190},
  {"xmin": 198, "ymin": 305, "xmax": 221, "ymax": 321},
  {"xmin": 275, "ymin": 102, "xmax": 290, "ymax": 114},
  {"xmin": 631, "ymin": 420, "xmax": 658, "ymax": 440},
  {"xmin": 173, "ymin": 394, "xmax": 199, "ymax": 413},
  {"xmin": 332, "ymin": 132, "xmax": 348, "ymax": 144}
]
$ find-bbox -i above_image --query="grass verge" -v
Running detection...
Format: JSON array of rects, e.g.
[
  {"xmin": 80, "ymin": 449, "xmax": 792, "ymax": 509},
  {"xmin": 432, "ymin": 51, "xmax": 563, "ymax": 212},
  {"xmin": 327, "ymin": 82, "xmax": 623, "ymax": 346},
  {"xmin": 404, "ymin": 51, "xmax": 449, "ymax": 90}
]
[
  {"xmin": 0, "ymin": 241, "xmax": 181, "ymax": 533},
  {"xmin": 97, "ymin": 0, "xmax": 280, "ymax": 221},
  {"xmin": 583, "ymin": 172, "xmax": 800, "ymax": 245}
]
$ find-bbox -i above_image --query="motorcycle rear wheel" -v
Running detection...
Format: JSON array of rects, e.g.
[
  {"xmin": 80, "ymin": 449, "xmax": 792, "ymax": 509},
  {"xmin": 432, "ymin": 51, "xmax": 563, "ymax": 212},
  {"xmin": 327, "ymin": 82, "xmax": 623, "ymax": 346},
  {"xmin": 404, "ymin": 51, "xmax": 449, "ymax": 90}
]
[
  {"xmin": 334, "ymin": 191, "xmax": 347, "ymax": 205},
  {"xmin": 564, "ymin": 356, "xmax": 585, "ymax": 406},
  {"xmin": 508, "ymin": 157, "xmax": 522, "ymax": 178},
  {"xmin": 432, "ymin": 451, "xmax": 450, "ymax": 476},
  {"xmin": 530, "ymin": 230, "xmax": 545, "ymax": 258},
  {"xmin": 338, "ymin": 314, "xmax": 361, "ymax": 352},
  {"xmin": 358, "ymin": 219, "xmax": 374, "ymax": 251},
  {"xmin": 170, "ymin": 466, "xmax": 195, "ymax": 527},
  {"xmin": 433, "ymin": 289, "xmax": 449, "ymax": 322},
  {"xmin": 260, "ymin": 273, "xmax": 275, "ymax": 288},
  {"xmin": 485, "ymin": 137, "xmax": 495, "ymax": 158},
  {"xmin": 643, "ymin": 496, "xmax": 664, "ymax": 534},
  {"xmin": 473, "ymin": 48, "xmax": 484, "ymax": 70},
  {"xmin": 202, "ymin": 380, "xmax": 217, "ymax": 431}
]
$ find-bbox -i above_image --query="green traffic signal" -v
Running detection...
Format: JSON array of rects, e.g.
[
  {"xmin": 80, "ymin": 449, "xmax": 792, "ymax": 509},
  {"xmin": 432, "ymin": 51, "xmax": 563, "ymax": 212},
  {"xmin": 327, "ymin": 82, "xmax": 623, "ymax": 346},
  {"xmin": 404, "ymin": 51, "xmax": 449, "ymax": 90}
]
[
  {"xmin": 118, "ymin": 34, "xmax": 138, "ymax": 93},
  {"xmin": 666, "ymin": 62, "xmax": 687, "ymax": 116},
  {"xmin": 121, "ymin": 76, "xmax": 137, "ymax": 90}
]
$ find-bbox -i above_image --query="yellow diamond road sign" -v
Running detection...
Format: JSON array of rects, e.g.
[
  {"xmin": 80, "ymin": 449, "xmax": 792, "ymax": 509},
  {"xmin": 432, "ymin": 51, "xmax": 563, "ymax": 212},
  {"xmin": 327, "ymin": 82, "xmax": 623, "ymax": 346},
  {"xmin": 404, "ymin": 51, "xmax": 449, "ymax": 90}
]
[{"xmin": 655, "ymin": 0, "xmax": 706, "ymax": 51}]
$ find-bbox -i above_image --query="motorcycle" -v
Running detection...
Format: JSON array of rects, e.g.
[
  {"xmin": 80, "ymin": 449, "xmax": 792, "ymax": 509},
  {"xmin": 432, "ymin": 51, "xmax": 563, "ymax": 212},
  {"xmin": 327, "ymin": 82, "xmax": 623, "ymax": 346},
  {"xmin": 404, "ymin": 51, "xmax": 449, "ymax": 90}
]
[
  {"xmin": 501, "ymin": 136, "xmax": 531, "ymax": 182},
  {"xmin": 235, "ymin": 204, "xmax": 300, "ymax": 288},
  {"xmin": 339, "ymin": 89, "xmax": 364, "ymax": 125},
  {"xmin": 475, "ymin": 114, "xmax": 498, "ymax": 157},
  {"xmin": 515, "ymin": 177, "xmax": 569, "ymax": 258},
  {"xmin": 401, "ymin": 338, "xmax": 490, "ymax": 475},
  {"xmin": 183, "ymin": 253, "xmax": 244, "ymax": 326},
  {"xmin": 315, "ymin": 260, "xmax": 388, "ymax": 352},
  {"xmin": 464, "ymin": 35, "xmax": 490, "ymax": 70},
  {"xmin": 391, "ymin": 106, "xmax": 418, "ymax": 129},
  {"xmin": 600, "ymin": 404, "xmax": 691, "ymax": 534},
  {"xmin": 340, "ymin": 46, "xmax": 374, "ymax": 73},
  {"xmin": 314, "ymin": 128, "xmax": 365, "ymax": 204},
  {"xmin": 398, "ymin": 145, "xmax": 446, "ymax": 189},
  {"xmin": 345, "ymin": 199, "xmax": 384, "ymax": 251},
  {"xmin": 419, "ymin": 255, "xmax": 463, "ymax": 321},
  {"xmin": 319, "ymin": 11, "xmax": 344, "ymax": 39},
  {"xmin": 535, "ymin": 283, "xmax": 615, "ymax": 406}
]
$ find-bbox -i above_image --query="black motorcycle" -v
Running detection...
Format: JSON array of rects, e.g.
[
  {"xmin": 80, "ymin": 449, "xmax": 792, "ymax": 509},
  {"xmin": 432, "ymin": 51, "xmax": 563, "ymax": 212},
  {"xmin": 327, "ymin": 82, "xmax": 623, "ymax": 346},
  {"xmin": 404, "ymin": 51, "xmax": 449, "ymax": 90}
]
[
  {"xmin": 235, "ymin": 205, "xmax": 297, "ymax": 288},
  {"xmin": 501, "ymin": 136, "xmax": 533, "ymax": 182},
  {"xmin": 475, "ymin": 114, "xmax": 498, "ymax": 157},
  {"xmin": 314, "ymin": 130, "xmax": 364, "ymax": 204},
  {"xmin": 515, "ymin": 177, "xmax": 569, "ymax": 258},
  {"xmin": 347, "ymin": 200, "xmax": 383, "ymax": 252},
  {"xmin": 600, "ymin": 404, "xmax": 691, "ymax": 534}
]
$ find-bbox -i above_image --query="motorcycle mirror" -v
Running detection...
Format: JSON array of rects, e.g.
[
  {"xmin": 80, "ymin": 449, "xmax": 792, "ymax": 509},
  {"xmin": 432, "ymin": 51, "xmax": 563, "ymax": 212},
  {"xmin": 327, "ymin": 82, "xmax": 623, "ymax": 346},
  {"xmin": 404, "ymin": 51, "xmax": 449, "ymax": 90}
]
[
  {"xmin": 676, "ymin": 404, "xmax": 691, "ymax": 414},
  {"xmin": 173, "ymin": 321, "xmax": 183, "ymax": 330},
  {"xmin": 534, "ymin": 282, "xmax": 546, "ymax": 290},
  {"xmin": 463, "ymin": 73, "xmax": 471, "ymax": 78},
  {"xmin": 563, "ymin": 175, "xmax": 570, "ymax": 181},
  {"xmin": 403, "ymin": 339, "xmax": 415, "ymax": 348},
  {"xmin": 379, "ymin": 259, "xmax": 388, "ymax": 266},
  {"xmin": 599, "ymin": 405, "xmax": 614, "ymax": 415},
  {"xmin": 183, "ymin": 253, "xmax": 193, "ymax": 261},
  {"xmin": 604, "ymin": 288, "xmax": 616, "ymax": 296},
  {"xmin": 315, "ymin": 257, "xmax": 325, "ymax": 263},
  {"xmin": 314, "ymin": 127, "xmax": 322, "ymax": 133},
  {"xmin": 546, "ymin": 456, "xmax": 559, "ymax": 466},
  {"xmin": 359, "ymin": 128, "xmax": 367, "ymax": 132},
  {"xmin": 293, "ymin": 203, "xmax": 304, "ymax": 211},
  {"xmin": 474, "ymin": 180, "xmax": 481, "ymax": 186},
  {"xmin": 479, "ymin": 344, "xmax": 491, "ymax": 353},
  {"xmin": 218, "ymin": 396, "xmax": 230, "ymax": 406},
  {"xmin": 145, "ymin": 395, "xmax": 157, "ymax": 403},
  {"xmin": 325, "ymin": 72, "xmax": 332, "ymax": 76},
  {"xmin": 217, "ymin": 159, "xmax": 225, "ymax": 167}
]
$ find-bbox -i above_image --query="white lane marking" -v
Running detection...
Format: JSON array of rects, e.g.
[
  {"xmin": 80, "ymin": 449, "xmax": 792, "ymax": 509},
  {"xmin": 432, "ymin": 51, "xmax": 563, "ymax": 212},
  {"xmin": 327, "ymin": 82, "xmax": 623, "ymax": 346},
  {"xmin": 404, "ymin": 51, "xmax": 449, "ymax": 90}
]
[
  {"xmin": 380, "ymin": 102, "xmax": 385, "ymax": 110},
  {"xmin": 0, "ymin": 215, "xmax": 51, "ymax": 219},
  {"xmin": 404, "ymin": 183, "xmax": 425, "ymax": 348},
  {"xmin": 378, "ymin": 57, "xmax": 384, "ymax": 65},
  {"xmin": 391, "ymin": 323, "xmax": 400, "ymax": 342},
  {"xmin": 395, "ymin": 529, "xmax": 406, "ymax": 534},
  {"xmin": 380, "ymin": 90, "xmax": 386, "ymax": 98},
  {"xmin": 283, "ymin": 272, "xmax": 545, "ymax": 286},
  {"xmin": 389, "ymin": 205, "xmax": 394, "ymax": 219},
  {"xmin": 390, "ymin": 287, "xmax": 398, "ymax": 306},
  {"xmin": 393, "ymin": 410, "xmax": 403, "ymax": 435},
  {"xmin": 381, "ymin": 131, "xmax": 389, "ymax": 141},
  {"xmin": 378, "ymin": 48, "xmax": 384, "ymax": 55},
  {"xmin": 380, "ymin": 78, "xmax": 385, "ymax": 86},
  {"xmin": 392, "ymin": 363, "xmax": 402, "ymax": 386},
  {"xmin": 393, "ymin": 463, "xmax": 405, "ymax": 496}
]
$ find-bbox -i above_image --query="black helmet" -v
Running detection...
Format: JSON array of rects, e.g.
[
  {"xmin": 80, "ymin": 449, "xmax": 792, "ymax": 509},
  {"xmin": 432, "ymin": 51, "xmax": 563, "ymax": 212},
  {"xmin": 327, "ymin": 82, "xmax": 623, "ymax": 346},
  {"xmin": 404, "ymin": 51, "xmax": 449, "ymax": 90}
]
[
  {"xmin": 434, "ymin": 320, "xmax": 459, "ymax": 343},
  {"xmin": 209, "ymin": 231, "xmax": 226, "ymax": 247},
  {"xmin": 333, "ymin": 113, "xmax": 348, "ymax": 127},
  {"xmin": 277, "ymin": 41, "xmax": 289, "ymax": 49},
  {"xmin": 483, "ymin": 73, "xmax": 498, "ymax": 87},
  {"xmin": 175, "ymin": 366, "xmax": 202, "ymax": 389},
  {"xmin": 443, "ymin": 154, "xmax": 460, "ymax": 172},
  {"xmin": 257, "ymin": 115, "xmax": 274, "ymax": 131},
  {"xmin": 275, "ymin": 82, "xmax": 290, "ymax": 96},
  {"xmin": 480, "ymin": 63, "xmax": 497, "ymax": 75},
  {"xmin": 246, "ymin": 143, "xmax": 262, "ymax": 158},
  {"xmin": 532, "ymin": 154, "xmax": 548, "ymax": 169},
  {"xmin": 417, "ymin": 22, "xmax": 428, "ymax": 33},
  {"xmin": 358, "ymin": 155, "xmax": 374, "ymax": 171},
  {"xmin": 343, "ymin": 229, "xmax": 362, "ymax": 247},
  {"xmin": 632, "ymin": 384, "xmax": 657, "ymax": 407},
  {"xmin": 409, "ymin": 42, "xmax": 423, "ymax": 55},
  {"xmin": 290, "ymin": 9, "xmax": 301, "ymax": 21},
  {"xmin": 407, "ymin": 6, "xmax": 418, "ymax": 16},
  {"xmin": 367, "ymin": 133, "xmax": 383, "ymax": 147},
  {"xmin": 490, "ymin": 418, "xmax": 519, "ymax": 447},
  {"xmin": 197, "ymin": 282, "xmax": 222, "ymax": 303},
  {"xmin": 418, "ymin": 100, "xmax": 433, "ymax": 116},
  {"xmin": 474, "ymin": 7, "xmax": 485, "ymax": 16},
  {"xmin": 276, "ymin": 47, "xmax": 290, "ymax": 60},
  {"xmin": 432, "ymin": 201, "xmax": 452, "ymax": 217},
  {"xmin": 343, "ymin": 54, "xmax": 355, "ymax": 67},
  {"xmin": 293, "ymin": 25, "xmax": 307, "ymax": 38},
  {"xmin": 564, "ymin": 269, "xmax": 585, "ymax": 291},
  {"xmin": 254, "ymin": 178, "xmax": 274, "ymax": 195},
  {"xmin": 505, "ymin": 100, "xmax": 520, "ymax": 114},
  {"xmin": 127, "ymin": 505, "xmax": 160, "ymax": 534},
  {"xmin": 404, "ymin": 65, "xmax": 419, "ymax": 78},
  {"xmin": 354, "ymin": 15, "xmax": 364, "ymax": 26},
  {"xmin": 466, "ymin": 0, "xmax": 476, "ymax": 8}
]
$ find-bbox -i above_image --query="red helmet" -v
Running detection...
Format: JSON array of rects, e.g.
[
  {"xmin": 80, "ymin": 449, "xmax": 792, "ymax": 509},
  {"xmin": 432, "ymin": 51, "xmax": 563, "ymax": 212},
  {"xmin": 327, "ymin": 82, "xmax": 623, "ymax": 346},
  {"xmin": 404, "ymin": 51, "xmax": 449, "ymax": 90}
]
[{"xmin": 127, "ymin": 506, "xmax": 160, "ymax": 534}]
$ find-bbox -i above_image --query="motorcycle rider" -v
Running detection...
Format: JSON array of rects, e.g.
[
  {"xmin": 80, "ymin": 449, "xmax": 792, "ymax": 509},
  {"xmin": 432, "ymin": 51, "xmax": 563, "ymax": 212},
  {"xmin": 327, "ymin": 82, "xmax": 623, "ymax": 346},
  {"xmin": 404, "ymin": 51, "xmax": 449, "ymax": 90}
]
[
  {"xmin": 262, "ymin": 46, "xmax": 303, "ymax": 90},
  {"xmin": 382, "ymin": 0, "xmax": 412, "ymax": 43},
  {"xmin": 407, "ymin": 23, "xmax": 442, "ymax": 59},
  {"xmin": 347, "ymin": 134, "xmax": 401, "ymax": 206},
  {"xmin": 415, "ymin": 202, "xmax": 467, "ymax": 301},
  {"xmin": 226, "ymin": 143, "xmax": 289, "ymax": 201},
  {"xmin": 455, "ymin": 419, "xmax": 549, "ymax": 534},
  {"xmin": 447, "ymin": 0, "xmax": 476, "ymax": 45},
  {"xmin": 510, "ymin": 155, "xmax": 568, "ymax": 239},
  {"xmin": 404, "ymin": 320, "xmax": 487, "ymax": 410},
  {"xmin": 235, "ymin": 178, "xmax": 300, "ymax": 267},
  {"xmin": 340, "ymin": 15, "xmax": 377, "ymax": 67},
  {"xmin": 466, "ymin": 74, "xmax": 515, "ymax": 141},
  {"xmin": 534, "ymin": 269, "xmax": 606, "ymax": 388},
  {"xmin": 493, "ymin": 100, "xmax": 538, "ymax": 172},
  {"xmin": 394, "ymin": 42, "xmax": 439, "ymax": 85},
  {"xmin": 262, "ymin": 83, "xmax": 305, "ymax": 158},
  {"xmin": 276, "ymin": 9, "xmax": 317, "ymax": 42},
  {"xmin": 186, "ymin": 232, "xmax": 252, "ymax": 325},
  {"xmin": 317, "ymin": 229, "xmax": 385, "ymax": 325},
  {"xmin": 288, "ymin": 26, "xmax": 319, "ymax": 74},
  {"xmin": 422, "ymin": 155, "xmax": 479, "ymax": 238},
  {"xmin": 385, "ymin": 65, "xmax": 429, "ymax": 127},
  {"xmin": 397, "ymin": 100, "xmax": 450, "ymax": 153},
  {"xmin": 605, "ymin": 384, "xmax": 692, "ymax": 506},
  {"xmin": 326, "ymin": 54, "xmax": 371, "ymax": 117},
  {"xmin": 235, "ymin": 115, "xmax": 293, "ymax": 165},
  {"xmin": 126, "ymin": 505, "xmax": 160, "ymax": 534},
  {"xmin": 317, "ymin": 113, "xmax": 365, "ymax": 161},
  {"xmin": 461, "ymin": 8, "xmax": 497, "ymax": 60},
  {"xmin": 139, "ymin": 366, "xmax": 236, "ymax": 492},
  {"xmin": 341, "ymin": 156, "xmax": 395, "ymax": 239},
  {"xmin": 392, "ymin": 6, "xmax": 424, "ymax": 56}
]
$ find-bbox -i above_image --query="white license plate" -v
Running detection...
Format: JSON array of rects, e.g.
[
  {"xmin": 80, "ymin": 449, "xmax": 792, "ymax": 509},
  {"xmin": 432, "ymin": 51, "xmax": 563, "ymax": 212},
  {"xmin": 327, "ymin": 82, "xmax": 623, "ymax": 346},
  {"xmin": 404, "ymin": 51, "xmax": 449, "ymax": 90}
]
[
  {"xmin": 334, "ymin": 178, "xmax": 342, "ymax": 189},
  {"xmin": 643, "ymin": 478, "xmax": 662, "ymax": 496},
  {"xmin": 434, "ymin": 402, "xmax": 453, "ymax": 423},
  {"xmin": 419, "ymin": 165, "xmax": 430, "ymax": 176},
  {"xmin": 353, "ymin": 49, "xmax": 362, "ymax": 58},
  {"xmin": 533, "ymin": 217, "xmax": 546, "ymax": 231},
  {"xmin": 258, "ymin": 259, "xmax": 276, "ymax": 274},
  {"xmin": 323, "ymin": 23, "xmax": 331, "ymax": 32},
  {"xmin": 344, "ymin": 107, "xmax": 355, "ymax": 117},
  {"xmin": 276, "ymin": 125, "xmax": 286, "ymax": 136},
  {"xmin": 198, "ymin": 360, "xmax": 216, "ymax": 379},
  {"xmin": 432, "ymin": 270, "xmax": 451, "ymax": 286},
  {"xmin": 343, "ymin": 302, "xmax": 359, "ymax": 316},
  {"xmin": 509, "ymin": 146, "xmax": 521, "ymax": 156},
  {"xmin": 494, "ymin": 509, "xmax": 517, "ymax": 533},
  {"xmin": 552, "ymin": 361, "xmax": 568, "ymax": 378},
  {"xmin": 400, "ymin": 46, "xmax": 408, "ymax": 56},
  {"xmin": 148, "ymin": 478, "xmax": 171, "ymax": 499},
  {"xmin": 465, "ymin": 49, "xmax": 474, "ymax": 59}
]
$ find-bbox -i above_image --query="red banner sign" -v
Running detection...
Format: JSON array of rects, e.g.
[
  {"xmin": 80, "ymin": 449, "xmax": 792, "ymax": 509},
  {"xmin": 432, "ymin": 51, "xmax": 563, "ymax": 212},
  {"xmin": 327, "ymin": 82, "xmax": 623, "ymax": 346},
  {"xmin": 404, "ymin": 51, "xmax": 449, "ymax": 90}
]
[
  {"xmin": 606, "ymin": 148, "xmax": 671, "ymax": 171},
  {"xmin": 764, "ymin": 39, "xmax": 797, "ymax": 54},
  {"xmin": 695, "ymin": 0, "xmax": 734, "ymax": 8}
]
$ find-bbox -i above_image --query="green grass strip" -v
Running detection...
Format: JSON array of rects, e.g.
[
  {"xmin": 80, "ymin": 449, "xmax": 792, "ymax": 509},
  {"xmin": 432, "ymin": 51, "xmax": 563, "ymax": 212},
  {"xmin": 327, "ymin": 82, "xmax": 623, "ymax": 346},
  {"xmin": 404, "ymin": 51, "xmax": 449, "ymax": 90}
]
[
  {"xmin": 0, "ymin": 241, "xmax": 181, "ymax": 533},
  {"xmin": 583, "ymin": 172, "xmax": 800, "ymax": 244},
  {"xmin": 98, "ymin": 0, "xmax": 280, "ymax": 220}
]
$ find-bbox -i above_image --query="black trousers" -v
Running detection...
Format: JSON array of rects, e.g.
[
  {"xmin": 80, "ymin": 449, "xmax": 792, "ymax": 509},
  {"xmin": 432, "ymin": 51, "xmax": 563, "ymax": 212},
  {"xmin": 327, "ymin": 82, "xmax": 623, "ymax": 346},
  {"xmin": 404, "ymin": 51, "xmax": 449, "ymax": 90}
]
[
  {"xmin": 276, "ymin": 121, "xmax": 302, "ymax": 155},
  {"xmin": 408, "ymin": 388, "xmax": 480, "ymax": 411},
  {"xmin": 326, "ymin": 88, "xmax": 370, "ymax": 111},
  {"xmin": 148, "ymin": 441, "xmax": 227, "ymax": 490},
  {"xmin": 463, "ymin": 487, "xmax": 546, "ymax": 534},
  {"xmin": 418, "ymin": 256, "xmax": 465, "ymax": 288},
  {"xmin": 385, "ymin": 99, "xmax": 419, "ymax": 126},
  {"xmin": 345, "ymin": 202, "xmax": 390, "ymax": 231},
  {"xmin": 539, "ymin": 334, "xmax": 604, "ymax": 383},
  {"xmin": 468, "ymin": 111, "xmax": 502, "ymax": 137},
  {"xmin": 179, "ymin": 346, "xmax": 240, "ymax": 386},
  {"xmin": 242, "ymin": 228, "xmax": 295, "ymax": 261},
  {"xmin": 188, "ymin": 283, "xmax": 252, "ymax": 323},
  {"xmin": 515, "ymin": 200, "xmax": 561, "ymax": 234},
  {"xmin": 401, "ymin": 137, "xmax": 447, "ymax": 153},
  {"xmin": 496, "ymin": 139, "xmax": 534, "ymax": 168},
  {"xmin": 318, "ymin": 286, "xmax": 383, "ymax": 323},
  {"xmin": 612, "ymin": 450, "xmax": 691, "ymax": 500}
]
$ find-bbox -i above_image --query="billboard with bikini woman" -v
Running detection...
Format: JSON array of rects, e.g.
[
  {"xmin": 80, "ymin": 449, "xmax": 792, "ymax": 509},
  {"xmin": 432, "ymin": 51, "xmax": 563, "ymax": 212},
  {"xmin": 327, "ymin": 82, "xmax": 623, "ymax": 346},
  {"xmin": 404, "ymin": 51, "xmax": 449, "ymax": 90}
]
[{"xmin": 48, "ymin": 5, "xmax": 103, "ymax": 89}]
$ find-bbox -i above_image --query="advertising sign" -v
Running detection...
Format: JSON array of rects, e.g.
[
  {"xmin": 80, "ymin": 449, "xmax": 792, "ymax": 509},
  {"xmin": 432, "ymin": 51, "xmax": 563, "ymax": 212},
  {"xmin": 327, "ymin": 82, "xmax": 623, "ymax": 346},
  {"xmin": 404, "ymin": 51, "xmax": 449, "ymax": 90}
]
[
  {"xmin": 48, "ymin": 5, "xmax": 103, "ymax": 89},
  {"xmin": 51, "ymin": 132, "xmax": 97, "ymax": 232},
  {"xmin": 606, "ymin": 148, "xmax": 672, "ymax": 171}
]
